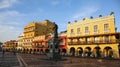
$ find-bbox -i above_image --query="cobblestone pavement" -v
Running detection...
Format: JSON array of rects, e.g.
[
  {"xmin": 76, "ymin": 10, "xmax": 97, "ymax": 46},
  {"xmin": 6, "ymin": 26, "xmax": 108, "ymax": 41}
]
[
  {"xmin": 0, "ymin": 52, "xmax": 20, "ymax": 67},
  {"xmin": 18, "ymin": 53, "xmax": 120, "ymax": 67}
]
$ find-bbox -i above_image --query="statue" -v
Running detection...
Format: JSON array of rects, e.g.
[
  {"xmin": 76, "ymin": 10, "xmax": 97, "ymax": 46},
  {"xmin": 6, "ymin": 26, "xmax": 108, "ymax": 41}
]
[
  {"xmin": 47, "ymin": 22, "xmax": 61, "ymax": 60},
  {"xmin": 53, "ymin": 22, "xmax": 58, "ymax": 38},
  {"xmin": 52, "ymin": 22, "xmax": 59, "ymax": 49}
]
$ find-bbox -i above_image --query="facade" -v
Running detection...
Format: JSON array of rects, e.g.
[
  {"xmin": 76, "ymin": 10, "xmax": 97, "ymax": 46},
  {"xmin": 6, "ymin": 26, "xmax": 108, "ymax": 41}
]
[
  {"xmin": 4, "ymin": 40, "xmax": 18, "ymax": 51},
  {"xmin": 17, "ymin": 34, "xmax": 24, "ymax": 50},
  {"xmin": 23, "ymin": 20, "xmax": 55, "ymax": 51},
  {"xmin": 32, "ymin": 30, "xmax": 67, "ymax": 54},
  {"xmin": 59, "ymin": 31, "xmax": 67, "ymax": 55},
  {"xmin": 32, "ymin": 34, "xmax": 51, "ymax": 54},
  {"xmin": 67, "ymin": 13, "xmax": 120, "ymax": 58}
]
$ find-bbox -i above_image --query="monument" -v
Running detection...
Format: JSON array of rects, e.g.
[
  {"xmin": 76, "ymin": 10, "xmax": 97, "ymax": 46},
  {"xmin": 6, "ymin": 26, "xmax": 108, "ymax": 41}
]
[{"xmin": 47, "ymin": 22, "xmax": 61, "ymax": 60}]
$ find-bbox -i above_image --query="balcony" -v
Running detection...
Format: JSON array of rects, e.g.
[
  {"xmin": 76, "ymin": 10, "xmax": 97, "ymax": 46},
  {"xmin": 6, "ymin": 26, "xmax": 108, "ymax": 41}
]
[
  {"xmin": 68, "ymin": 39, "xmax": 120, "ymax": 45},
  {"xmin": 44, "ymin": 45, "xmax": 49, "ymax": 48}
]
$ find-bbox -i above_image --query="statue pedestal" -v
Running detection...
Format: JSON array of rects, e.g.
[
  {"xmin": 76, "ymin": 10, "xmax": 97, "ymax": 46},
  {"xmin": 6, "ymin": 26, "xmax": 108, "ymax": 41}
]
[{"xmin": 46, "ymin": 48, "xmax": 61, "ymax": 60}]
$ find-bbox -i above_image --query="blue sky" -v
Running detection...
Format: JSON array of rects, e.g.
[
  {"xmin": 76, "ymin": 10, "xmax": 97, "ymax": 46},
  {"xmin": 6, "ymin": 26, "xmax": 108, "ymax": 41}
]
[{"xmin": 0, "ymin": 0, "xmax": 120, "ymax": 42}]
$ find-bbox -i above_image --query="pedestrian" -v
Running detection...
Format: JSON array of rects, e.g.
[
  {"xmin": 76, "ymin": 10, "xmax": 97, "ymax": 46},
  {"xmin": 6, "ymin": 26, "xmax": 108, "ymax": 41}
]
[
  {"xmin": 2, "ymin": 46, "xmax": 6, "ymax": 56},
  {"xmin": 13, "ymin": 48, "xmax": 16, "ymax": 55}
]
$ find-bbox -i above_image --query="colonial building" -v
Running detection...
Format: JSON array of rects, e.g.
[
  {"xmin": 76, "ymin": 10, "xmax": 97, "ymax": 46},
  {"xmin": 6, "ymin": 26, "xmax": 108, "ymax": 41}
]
[
  {"xmin": 4, "ymin": 40, "xmax": 18, "ymax": 51},
  {"xmin": 17, "ymin": 34, "xmax": 24, "ymax": 50},
  {"xmin": 59, "ymin": 31, "xmax": 67, "ymax": 55},
  {"xmin": 32, "ymin": 30, "xmax": 67, "ymax": 54},
  {"xmin": 23, "ymin": 20, "xmax": 55, "ymax": 51},
  {"xmin": 67, "ymin": 13, "xmax": 120, "ymax": 58},
  {"xmin": 32, "ymin": 34, "xmax": 51, "ymax": 54}
]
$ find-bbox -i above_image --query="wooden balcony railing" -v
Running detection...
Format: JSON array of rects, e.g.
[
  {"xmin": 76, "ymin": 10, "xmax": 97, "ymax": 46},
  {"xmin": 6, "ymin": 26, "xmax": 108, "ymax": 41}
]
[{"xmin": 68, "ymin": 39, "xmax": 120, "ymax": 45}]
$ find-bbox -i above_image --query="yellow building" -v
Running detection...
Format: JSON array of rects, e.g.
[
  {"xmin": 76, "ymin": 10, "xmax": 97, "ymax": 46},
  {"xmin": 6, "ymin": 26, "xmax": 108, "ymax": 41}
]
[
  {"xmin": 23, "ymin": 20, "xmax": 55, "ymax": 50},
  {"xmin": 67, "ymin": 13, "xmax": 120, "ymax": 58},
  {"xmin": 17, "ymin": 34, "xmax": 24, "ymax": 50}
]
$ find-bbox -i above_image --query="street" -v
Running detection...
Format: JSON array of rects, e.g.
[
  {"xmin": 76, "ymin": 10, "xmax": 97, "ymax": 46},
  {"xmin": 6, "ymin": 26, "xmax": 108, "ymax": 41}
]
[
  {"xmin": 0, "ymin": 52, "xmax": 19, "ymax": 67},
  {"xmin": 18, "ymin": 53, "xmax": 120, "ymax": 67},
  {"xmin": 0, "ymin": 52, "xmax": 120, "ymax": 67}
]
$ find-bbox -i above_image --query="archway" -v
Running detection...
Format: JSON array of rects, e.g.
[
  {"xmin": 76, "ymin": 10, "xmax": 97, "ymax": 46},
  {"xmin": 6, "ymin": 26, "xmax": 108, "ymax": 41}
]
[
  {"xmin": 77, "ymin": 47, "xmax": 83, "ymax": 56},
  {"xmin": 37, "ymin": 49, "xmax": 39, "ymax": 52},
  {"xmin": 61, "ymin": 48, "xmax": 66, "ymax": 56},
  {"xmin": 84, "ymin": 47, "xmax": 91, "ymax": 57},
  {"xmin": 93, "ymin": 46, "xmax": 101, "ymax": 57},
  {"xmin": 70, "ymin": 47, "xmax": 75, "ymax": 56},
  {"xmin": 40, "ymin": 49, "xmax": 43, "ymax": 54},
  {"xmin": 103, "ymin": 46, "xmax": 113, "ymax": 58},
  {"xmin": 23, "ymin": 48, "xmax": 25, "ymax": 53},
  {"xmin": 118, "ymin": 45, "xmax": 120, "ymax": 56},
  {"xmin": 33, "ymin": 49, "xmax": 36, "ymax": 54},
  {"xmin": 45, "ymin": 49, "xmax": 49, "ymax": 53},
  {"xmin": 29, "ymin": 49, "xmax": 32, "ymax": 54}
]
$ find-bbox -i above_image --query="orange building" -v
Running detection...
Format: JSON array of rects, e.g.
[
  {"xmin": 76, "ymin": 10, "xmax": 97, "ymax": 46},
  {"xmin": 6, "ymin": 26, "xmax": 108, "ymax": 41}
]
[
  {"xmin": 4, "ymin": 40, "xmax": 18, "ymax": 51},
  {"xmin": 32, "ymin": 34, "xmax": 51, "ymax": 54}
]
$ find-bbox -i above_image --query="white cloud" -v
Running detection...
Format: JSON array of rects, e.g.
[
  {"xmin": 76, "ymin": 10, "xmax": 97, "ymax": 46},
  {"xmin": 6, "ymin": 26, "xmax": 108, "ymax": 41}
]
[
  {"xmin": 0, "ymin": 24, "xmax": 22, "ymax": 42},
  {"xmin": 73, "ymin": 6, "xmax": 99, "ymax": 19},
  {"xmin": 0, "ymin": 25, "xmax": 21, "ymax": 42},
  {"xmin": 51, "ymin": 0, "xmax": 60, "ymax": 6},
  {"xmin": 0, "ymin": 10, "xmax": 24, "ymax": 42},
  {"xmin": 50, "ymin": 0, "xmax": 72, "ymax": 6},
  {"xmin": 0, "ymin": 10, "xmax": 25, "ymax": 23},
  {"xmin": 0, "ymin": 0, "xmax": 19, "ymax": 9}
]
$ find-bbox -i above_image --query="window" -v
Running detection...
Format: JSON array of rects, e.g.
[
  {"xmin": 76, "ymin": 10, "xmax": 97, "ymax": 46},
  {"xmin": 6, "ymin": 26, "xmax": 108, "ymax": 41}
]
[
  {"xmin": 77, "ymin": 28, "xmax": 80, "ymax": 35},
  {"xmin": 70, "ymin": 29, "xmax": 74, "ymax": 36},
  {"xmin": 85, "ymin": 37, "xmax": 90, "ymax": 43},
  {"xmin": 104, "ymin": 24, "xmax": 109, "ymax": 32},
  {"xmin": 94, "ymin": 37, "xmax": 99, "ymax": 43},
  {"xmin": 36, "ymin": 34, "xmax": 38, "ymax": 36},
  {"xmin": 85, "ymin": 27, "xmax": 89, "ymax": 34},
  {"xmin": 70, "ymin": 39, "xmax": 73, "ymax": 44},
  {"xmin": 104, "ymin": 36, "xmax": 109, "ymax": 42},
  {"xmin": 60, "ymin": 39, "xmax": 65, "ymax": 45},
  {"xmin": 94, "ymin": 25, "xmax": 98, "ymax": 33}
]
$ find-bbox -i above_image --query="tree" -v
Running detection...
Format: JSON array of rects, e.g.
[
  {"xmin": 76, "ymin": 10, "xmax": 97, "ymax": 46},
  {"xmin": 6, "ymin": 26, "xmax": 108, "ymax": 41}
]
[{"xmin": 0, "ymin": 42, "xmax": 3, "ymax": 46}]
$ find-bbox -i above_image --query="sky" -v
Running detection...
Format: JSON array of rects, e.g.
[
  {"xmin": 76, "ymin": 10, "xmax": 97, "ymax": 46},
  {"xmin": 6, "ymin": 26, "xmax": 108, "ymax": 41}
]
[{"xmin": 0, "ymin": 0, "xmax": 120, "ymax": 42}]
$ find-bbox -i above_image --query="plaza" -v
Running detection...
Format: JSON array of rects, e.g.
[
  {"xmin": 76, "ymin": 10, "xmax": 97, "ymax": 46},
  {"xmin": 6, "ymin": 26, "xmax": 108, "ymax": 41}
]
[{"xmin": 0, "ymin": 51, "xmax": 120, "ymax": 67}]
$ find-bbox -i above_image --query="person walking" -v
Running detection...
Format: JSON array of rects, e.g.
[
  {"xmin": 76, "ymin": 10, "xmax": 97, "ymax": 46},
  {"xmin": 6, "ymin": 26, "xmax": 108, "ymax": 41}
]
[
  {"xmin": 2, "ymin": 46, "xmax": 6, "ymax": 56},
  {"xmin": 13, "ymin": 48, "xmax": 16, "ymax": 55}
]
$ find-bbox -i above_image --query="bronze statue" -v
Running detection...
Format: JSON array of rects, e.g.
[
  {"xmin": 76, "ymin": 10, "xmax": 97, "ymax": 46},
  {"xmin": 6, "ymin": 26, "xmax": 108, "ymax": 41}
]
[
  {"xmin": 53, "ymin": 22, "xmax": 58, "ymax": 38},
  {"xmin": 52, "ymin": 22, "xmax": 59, "ymax": 48}
]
